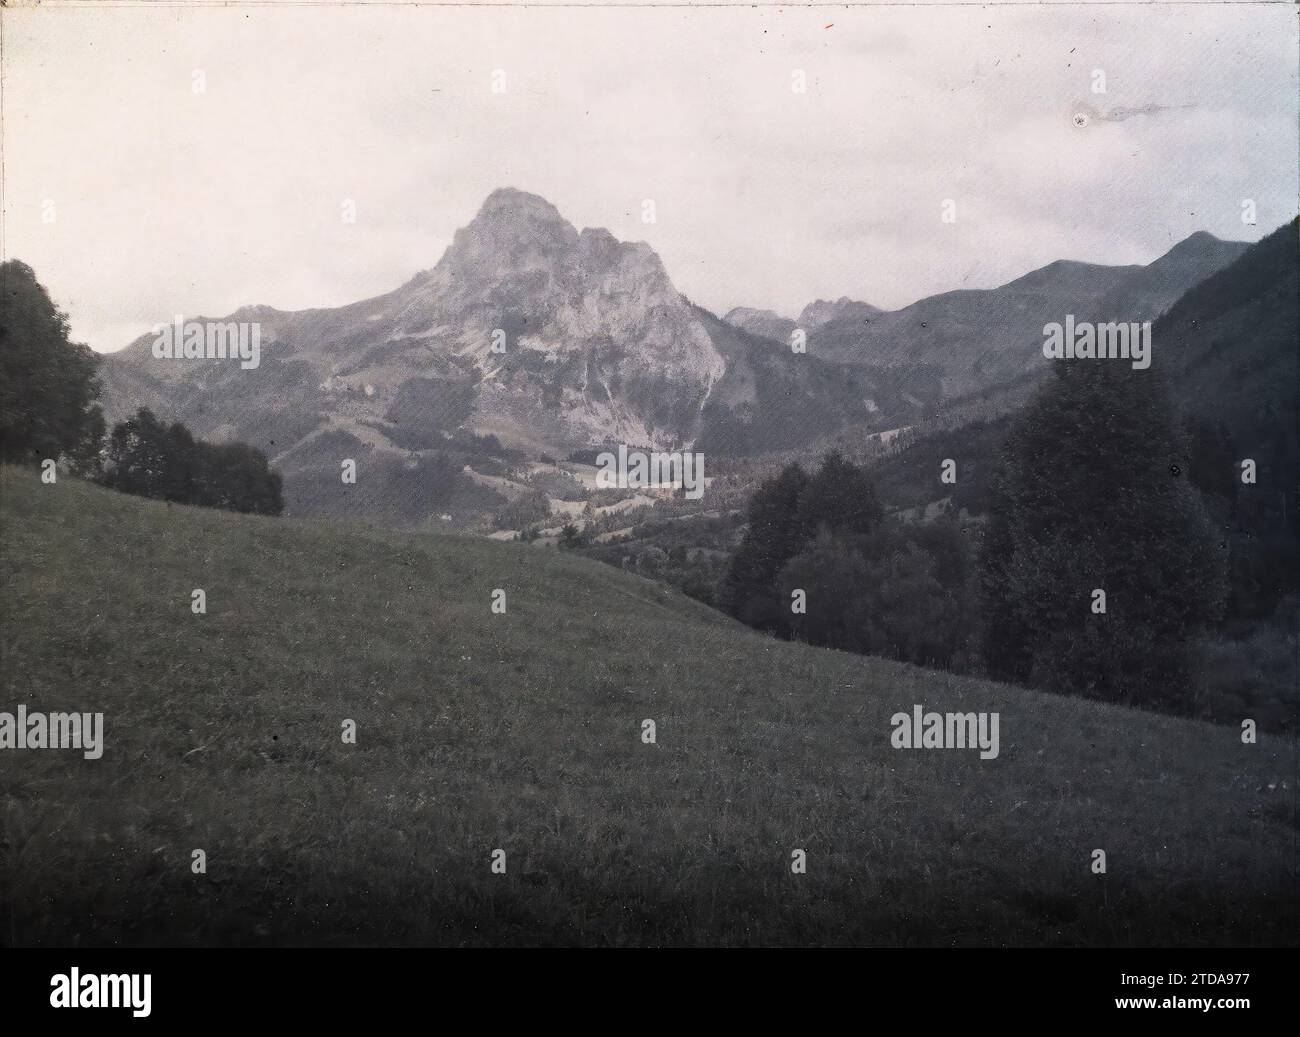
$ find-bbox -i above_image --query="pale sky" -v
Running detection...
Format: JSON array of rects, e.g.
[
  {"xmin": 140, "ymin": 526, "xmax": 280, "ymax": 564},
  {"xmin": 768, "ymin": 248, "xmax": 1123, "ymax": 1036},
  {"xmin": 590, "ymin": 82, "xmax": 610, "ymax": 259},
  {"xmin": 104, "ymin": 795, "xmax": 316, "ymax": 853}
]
[{"xmin": 3, "ymin": 1, "xmax": 1296, "ymax": 352}]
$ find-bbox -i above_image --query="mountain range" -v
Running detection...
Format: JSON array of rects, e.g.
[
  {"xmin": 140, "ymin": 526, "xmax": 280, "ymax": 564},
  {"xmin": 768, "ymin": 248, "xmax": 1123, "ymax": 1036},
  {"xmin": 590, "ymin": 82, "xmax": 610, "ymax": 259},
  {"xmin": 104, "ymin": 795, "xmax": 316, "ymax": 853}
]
[
  {"xmin": 723, "ymin": 296, "xmax": 883, "ymax": 344},
  {"xmin": 727, "ymin": 230, "xmax": 1250, "ymax": 398},
  {"xmin": 99, "ymin": 187, "xmax": 1254, "ymax": 520},
  {"xmin": 867, "ymin": 219, "xmax": 1297, "ymax": 529}
]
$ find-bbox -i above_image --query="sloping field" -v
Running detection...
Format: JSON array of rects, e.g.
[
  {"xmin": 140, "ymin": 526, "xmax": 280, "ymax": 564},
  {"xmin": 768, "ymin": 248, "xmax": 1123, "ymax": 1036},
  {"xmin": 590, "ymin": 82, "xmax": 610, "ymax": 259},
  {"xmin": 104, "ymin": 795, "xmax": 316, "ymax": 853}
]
[{"xmin": 0, "ymin": 467, "xmax": 1294, "ymax": 946}]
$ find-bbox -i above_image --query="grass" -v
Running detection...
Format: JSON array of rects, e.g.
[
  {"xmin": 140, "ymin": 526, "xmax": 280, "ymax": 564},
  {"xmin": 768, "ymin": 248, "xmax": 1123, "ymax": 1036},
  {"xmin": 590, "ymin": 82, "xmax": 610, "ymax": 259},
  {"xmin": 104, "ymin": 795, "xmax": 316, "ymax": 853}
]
[{"xmin": 0, "ymin": 466, "xmax": 1295, "ymax": 946}]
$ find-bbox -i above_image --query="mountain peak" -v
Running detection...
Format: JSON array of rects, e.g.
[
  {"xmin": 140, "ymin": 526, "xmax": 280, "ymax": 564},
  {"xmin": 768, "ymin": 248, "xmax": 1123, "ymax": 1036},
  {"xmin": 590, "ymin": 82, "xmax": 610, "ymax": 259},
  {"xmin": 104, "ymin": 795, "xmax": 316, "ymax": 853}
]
[
  {"xmin": 476, "ymin": 186, "xmax": 567, "ymax": 220},
  {"xmin": 463, "ymin": 186, "xmax": 577, "ymax": 242},
  {"xmin": 721, "ymin": 306, "xmax": 799, "ymax": 344},
  {"xmin": 427, "ymin": 187, "xmax": 580, "ymax": 283},
  {"xmin": 1174, "ymin": 229, "xmax": 1223, "ymax": 247},
  {"xmin": 1153, "ymin": 229, "xmax": 1241, "ymax": 266},
  {"xmin": 798, "ymin": 296, "xmax": 882, "ymax": 330}
]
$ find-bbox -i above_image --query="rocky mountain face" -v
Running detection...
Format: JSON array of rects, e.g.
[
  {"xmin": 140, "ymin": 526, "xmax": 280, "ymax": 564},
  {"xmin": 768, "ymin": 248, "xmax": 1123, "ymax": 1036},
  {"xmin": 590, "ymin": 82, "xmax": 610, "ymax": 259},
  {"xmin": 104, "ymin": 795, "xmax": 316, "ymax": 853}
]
[
  {"xmin": 798, "ymin": 297, "xmax": 883, "ymax": 330},
  {"xmin": 99, "ymin": 189, "xmax": 896, "ymax": 519},
  {"xmin": 106, "ymin": 190, "xmax": 726, "ymax": 448},
  {"xmin": 721, "ymin": 297, "xmax": 882, "ymax": 344}
]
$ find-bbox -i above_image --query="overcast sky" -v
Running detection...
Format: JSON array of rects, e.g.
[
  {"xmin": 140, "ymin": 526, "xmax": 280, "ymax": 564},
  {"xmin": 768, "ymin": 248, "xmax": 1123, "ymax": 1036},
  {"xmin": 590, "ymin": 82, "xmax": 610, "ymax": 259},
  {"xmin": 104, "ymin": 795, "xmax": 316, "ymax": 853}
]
[{"xmin": 3, "ymin": 2, "xmax": 1296, "ymax": 352}]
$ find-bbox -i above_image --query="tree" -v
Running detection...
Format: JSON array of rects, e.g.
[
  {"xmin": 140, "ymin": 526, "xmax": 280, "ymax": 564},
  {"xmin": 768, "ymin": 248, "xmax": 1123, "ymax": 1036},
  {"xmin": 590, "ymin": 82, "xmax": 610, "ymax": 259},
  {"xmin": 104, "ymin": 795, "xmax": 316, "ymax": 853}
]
[
  {"xmin": 101, "ymin": 409, "xmax": 174, "ymax": 499},
  {"xmin": 780, "ymin": 526, "xmax": 964, "ymax": 668},
  {"xmin": 720, "ymin": 452, "xmax": 888, "ymax": 632},
  {"xmin": 196, "ymin": 440, "xmax": 284, "ymax": 515},
  {"xmin": 721, "ymin": 450, "xmax": 978, "ymax": 670},
  {"xmin": 102, "ymin": 408, "xmax": 283, "ymax": 515},
  {"xmin": 796, "ymin": 449, "xmax": 882, "ymax": 540},
  {"xmin": 980, "ymin": 361, "xmax": 1227, "ymax": 708},
  {"xmin": 494, "ymin": 489, "xmax": 551, "ymax": 531},
  {"xmin": 0, "ymin": 260, "xmax": 104, "ymax": 469},
  {"xmin": 779, "ymin": 529, "xmax": 874, "ymax": 649},
  {"xmin": 636, "ymin": 545, "xmax": 668, "ymax": 577},
  {"xmin": 718, "ymin": 462, "xmax": 809, "ymax": 629}
]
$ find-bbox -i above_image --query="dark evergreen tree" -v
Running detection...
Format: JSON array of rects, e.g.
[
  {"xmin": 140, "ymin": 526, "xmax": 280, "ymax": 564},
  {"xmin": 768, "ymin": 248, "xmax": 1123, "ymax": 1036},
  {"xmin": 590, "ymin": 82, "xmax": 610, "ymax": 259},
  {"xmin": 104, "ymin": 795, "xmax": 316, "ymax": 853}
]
[
  {"xmin": 980, "ymin": 361, "xmax": 1227, "ymax": 708},
  {"xmin": 795, "ymin": 449, "xmax": 882, "ymax": 540},
  {"xmin": 718, "ymin": 462, "xmax": 809, "ymax": 629}
]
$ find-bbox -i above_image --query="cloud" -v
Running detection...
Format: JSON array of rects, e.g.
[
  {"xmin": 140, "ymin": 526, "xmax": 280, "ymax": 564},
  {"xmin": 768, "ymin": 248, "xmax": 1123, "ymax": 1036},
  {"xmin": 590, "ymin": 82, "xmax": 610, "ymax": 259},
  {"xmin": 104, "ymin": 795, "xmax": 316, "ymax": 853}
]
[{"xmin": 2, "ymin": 4, "xmax": 1294, "ymax": 350}]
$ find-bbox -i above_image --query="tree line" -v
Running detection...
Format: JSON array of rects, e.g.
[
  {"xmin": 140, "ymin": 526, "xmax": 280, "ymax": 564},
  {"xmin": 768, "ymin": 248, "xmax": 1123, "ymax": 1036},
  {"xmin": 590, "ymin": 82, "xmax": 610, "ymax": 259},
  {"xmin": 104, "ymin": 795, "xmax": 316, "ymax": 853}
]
[
  {"xmin": 720, "ymin": 358, "xmax": 1236, "ymax": 716},
  {"xmin": 0, "ymin": 259, "xmax": 282, "ymax": 515}
]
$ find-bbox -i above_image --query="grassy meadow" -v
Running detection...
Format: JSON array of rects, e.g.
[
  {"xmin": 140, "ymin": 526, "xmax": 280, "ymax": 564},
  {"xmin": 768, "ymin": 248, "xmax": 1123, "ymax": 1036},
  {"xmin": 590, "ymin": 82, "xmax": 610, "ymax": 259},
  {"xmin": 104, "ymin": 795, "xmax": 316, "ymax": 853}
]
[{"xmin": 0, "ymin": 466, "xmax": 1294, "ymax": 946}]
